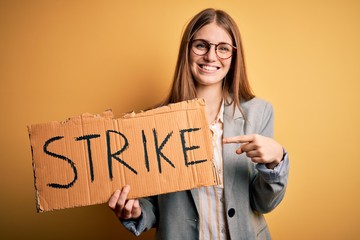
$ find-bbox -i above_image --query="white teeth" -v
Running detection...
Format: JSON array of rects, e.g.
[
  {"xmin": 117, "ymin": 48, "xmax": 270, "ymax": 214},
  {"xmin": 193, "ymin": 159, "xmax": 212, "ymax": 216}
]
[{"xmin": 202, "ymin": 65, "xmax": 217, "ymax": 71}]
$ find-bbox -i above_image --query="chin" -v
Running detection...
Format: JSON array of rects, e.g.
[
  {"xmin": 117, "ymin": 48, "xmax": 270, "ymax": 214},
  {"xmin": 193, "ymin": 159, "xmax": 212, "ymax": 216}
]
[{"xmin": 196, "ymin": 79, "xmax": 223, "ymax": 87}]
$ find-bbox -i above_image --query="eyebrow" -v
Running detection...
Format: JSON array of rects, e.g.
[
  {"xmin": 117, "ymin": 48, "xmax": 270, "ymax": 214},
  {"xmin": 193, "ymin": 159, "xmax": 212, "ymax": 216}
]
[{"xmin": 192, "ymin": 39, "xmax": 235, "ymax": 47}]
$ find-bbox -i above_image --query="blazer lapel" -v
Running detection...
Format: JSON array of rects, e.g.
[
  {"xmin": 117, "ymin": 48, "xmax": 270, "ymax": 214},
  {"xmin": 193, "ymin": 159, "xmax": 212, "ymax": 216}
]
[
  {"xmin": 190, "ymin": 102, "xmax": 244, "ymax": 215},
  {"xmin": 223, "ymin": 103, "xmax": 244, "ymax": 195},
  {"xmin": 190, "ymin": 188, "xmax": 200, "ymax": 214}
]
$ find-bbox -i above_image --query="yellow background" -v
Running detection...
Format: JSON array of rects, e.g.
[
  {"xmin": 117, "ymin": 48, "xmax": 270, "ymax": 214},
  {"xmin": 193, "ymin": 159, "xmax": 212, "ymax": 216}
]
[{"xmin": 1, "ymin": 0, "xmax": 359, "ymax": 239}]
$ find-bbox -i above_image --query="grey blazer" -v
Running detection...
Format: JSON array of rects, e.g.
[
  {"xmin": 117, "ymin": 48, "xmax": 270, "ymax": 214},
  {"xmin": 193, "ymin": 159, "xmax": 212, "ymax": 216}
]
[{"xmin": 122, "ymin": 97, "xmax": 290, "ymax": 240}]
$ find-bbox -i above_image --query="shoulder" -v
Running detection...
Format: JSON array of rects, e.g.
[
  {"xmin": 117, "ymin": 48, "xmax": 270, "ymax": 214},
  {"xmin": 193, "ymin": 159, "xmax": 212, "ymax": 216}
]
[
  {"xmin": 240, "ymin": 97, "xmax": 273, "ymax": 117},
  {"xmin": 224, "ymin": 97, "xmax": 274, "ymax": 136},
  {"xmin": 224, "ymin": 96, "xmax": 274, "ymax": 121},
  {"xmin": 241, "ymin": 97, "xmax": 274, "ymax": 136}
]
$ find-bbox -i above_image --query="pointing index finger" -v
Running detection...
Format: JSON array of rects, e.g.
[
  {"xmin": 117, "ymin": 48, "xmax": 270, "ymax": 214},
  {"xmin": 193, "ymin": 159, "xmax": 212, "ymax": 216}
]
[{"xmin": 223, "ymin": 134, "xmax": 254, "ymax": 144}]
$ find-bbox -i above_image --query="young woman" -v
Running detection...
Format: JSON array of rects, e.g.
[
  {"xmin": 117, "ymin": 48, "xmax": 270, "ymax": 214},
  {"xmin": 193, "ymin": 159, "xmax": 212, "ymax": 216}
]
[{"xmin": 108, "ymin": 8, "xmax": 289, "ymax": 240}]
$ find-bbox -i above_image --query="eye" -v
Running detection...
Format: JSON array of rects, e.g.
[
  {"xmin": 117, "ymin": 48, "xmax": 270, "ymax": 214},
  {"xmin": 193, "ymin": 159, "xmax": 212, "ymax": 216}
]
[
  {"xmin": 192, "ymin": 40, "xmax": 210, "ymax": 50},
  {"xmin": 195, "ymin": 42, "xmax": 207, "ymax": 50},
  {"xmin": 217, "ymin": 44, "xmax": 232, "ymax": 53}
]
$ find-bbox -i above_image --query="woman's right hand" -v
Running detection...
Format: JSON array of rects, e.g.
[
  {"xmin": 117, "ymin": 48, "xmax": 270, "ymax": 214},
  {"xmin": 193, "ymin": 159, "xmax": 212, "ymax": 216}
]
[{"xmin": 108, "ymin": 185, "xmax": 142, "ymax": 220}]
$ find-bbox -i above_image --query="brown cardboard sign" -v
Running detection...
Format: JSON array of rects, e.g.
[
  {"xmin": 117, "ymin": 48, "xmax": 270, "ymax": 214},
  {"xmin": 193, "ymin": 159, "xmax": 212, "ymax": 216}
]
[{"xmin": 28, "ymin": 99, "xmax": 219, "ymax": 212}]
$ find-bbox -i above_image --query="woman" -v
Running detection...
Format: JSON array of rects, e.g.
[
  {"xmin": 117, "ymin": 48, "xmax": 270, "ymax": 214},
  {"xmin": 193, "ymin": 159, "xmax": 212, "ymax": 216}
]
[{"xmin": 108, "ymin": 8, "xmax": 289, "ymax": 240}]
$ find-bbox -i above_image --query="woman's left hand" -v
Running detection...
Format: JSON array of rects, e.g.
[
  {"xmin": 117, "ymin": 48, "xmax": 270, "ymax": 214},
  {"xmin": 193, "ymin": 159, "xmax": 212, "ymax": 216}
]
[{"xmin": 223, "ymin": 134, "xmax": 283, "ymax": 169}]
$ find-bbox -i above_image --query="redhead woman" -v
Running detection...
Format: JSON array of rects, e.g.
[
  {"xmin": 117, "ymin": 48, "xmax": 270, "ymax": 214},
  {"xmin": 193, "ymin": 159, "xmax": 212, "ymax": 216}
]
[{"xmin": 108, "ymin": 8, "xmax": 289, "ymax": 240}]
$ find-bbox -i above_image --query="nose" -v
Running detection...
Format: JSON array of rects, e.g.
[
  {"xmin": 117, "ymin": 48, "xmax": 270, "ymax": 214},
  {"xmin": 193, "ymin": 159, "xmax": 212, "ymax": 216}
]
[{"xmin": 204, "ymin": 45, "xmax": 217, "ymax": 61}]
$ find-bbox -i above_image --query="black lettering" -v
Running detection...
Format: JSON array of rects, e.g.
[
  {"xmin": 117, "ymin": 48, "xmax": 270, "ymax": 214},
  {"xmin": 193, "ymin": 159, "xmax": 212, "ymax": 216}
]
[
  {"xmin": 106, "ymin": 130, "xmax": 137, "ymax": 179},
  {"xmin": 75, "ymin": 134, "xmax": 100, "ymax": 182},
  {"xmin": 153, "ymin": 129, "xmax": 175, "ymax": 173},
  {"xmin": 43, "ymin": 136, "xmax": 78, "ymax": 189},
  {"xmin": 179, "ymin": 128, "xmax": 207, "ymax": 166},
  {"xmin": 142, "ymin": 130, "xmax": 150, "ymax": 172}
]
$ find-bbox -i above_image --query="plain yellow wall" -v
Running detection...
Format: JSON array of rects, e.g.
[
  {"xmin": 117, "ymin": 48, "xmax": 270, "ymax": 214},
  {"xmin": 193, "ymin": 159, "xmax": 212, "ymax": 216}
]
[{"xmin": 1, "ymin": 0, "xmax": 359, "ymax": 239}]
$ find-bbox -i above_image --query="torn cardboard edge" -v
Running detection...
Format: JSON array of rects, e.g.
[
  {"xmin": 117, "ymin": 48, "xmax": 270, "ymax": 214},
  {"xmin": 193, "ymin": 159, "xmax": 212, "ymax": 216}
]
[{"xmin": 28, "ymin": 99, "xmax": 219, "ymax": 212}]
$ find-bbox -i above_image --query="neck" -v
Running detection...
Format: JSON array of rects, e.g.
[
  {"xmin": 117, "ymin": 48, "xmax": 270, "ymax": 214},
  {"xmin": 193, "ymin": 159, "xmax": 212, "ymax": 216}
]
[{"xmin": 196, "ymin": 84, "xmax": 223, "ymax": 124}]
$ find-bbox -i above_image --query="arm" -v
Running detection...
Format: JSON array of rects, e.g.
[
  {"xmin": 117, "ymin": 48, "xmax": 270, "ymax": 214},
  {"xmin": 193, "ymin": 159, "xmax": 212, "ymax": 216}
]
[
  {"xmin": 223, "ymin": 102, "xmax": 289, "ymax": 213},
  {"xmin": 252, "ymin": 149, "xmax": 289, "ymax": 213}
]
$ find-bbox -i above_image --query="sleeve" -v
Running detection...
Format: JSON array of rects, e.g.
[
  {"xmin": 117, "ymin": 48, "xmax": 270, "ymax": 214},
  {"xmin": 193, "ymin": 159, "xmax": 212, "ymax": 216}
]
[
  {"xmin": 120, "ymin": 196, "xmax": 158, "ymax": 236},
  {"xmin": 249, "ymin": 102, "xmax": 290, "ymax": 214}
]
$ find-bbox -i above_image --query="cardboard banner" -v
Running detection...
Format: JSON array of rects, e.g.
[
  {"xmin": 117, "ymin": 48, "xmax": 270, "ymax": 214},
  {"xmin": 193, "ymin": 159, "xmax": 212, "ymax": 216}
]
[{"xmin": 28, "ymin": 99, "xmax": 219, "ymax": 212}]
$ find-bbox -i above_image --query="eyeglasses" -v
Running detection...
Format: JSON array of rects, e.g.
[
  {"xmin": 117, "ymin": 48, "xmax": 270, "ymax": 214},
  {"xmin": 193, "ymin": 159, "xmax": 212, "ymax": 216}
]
[{"xmin": 190, "ymin": 39, "xmax": 237, "ymax": 59}]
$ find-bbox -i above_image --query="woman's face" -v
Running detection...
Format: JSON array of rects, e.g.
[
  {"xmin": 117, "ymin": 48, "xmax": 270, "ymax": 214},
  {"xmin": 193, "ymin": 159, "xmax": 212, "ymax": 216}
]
[{"xmin": 189, "ymin": 22, "xmax": 233, "ymax": 88}]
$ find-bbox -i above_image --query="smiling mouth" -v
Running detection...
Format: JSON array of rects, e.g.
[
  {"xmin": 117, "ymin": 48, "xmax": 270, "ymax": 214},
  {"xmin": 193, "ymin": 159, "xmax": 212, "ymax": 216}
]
[{"xmin": 200, "ymin": 64, "xmax": 219, "ymax": 71}]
